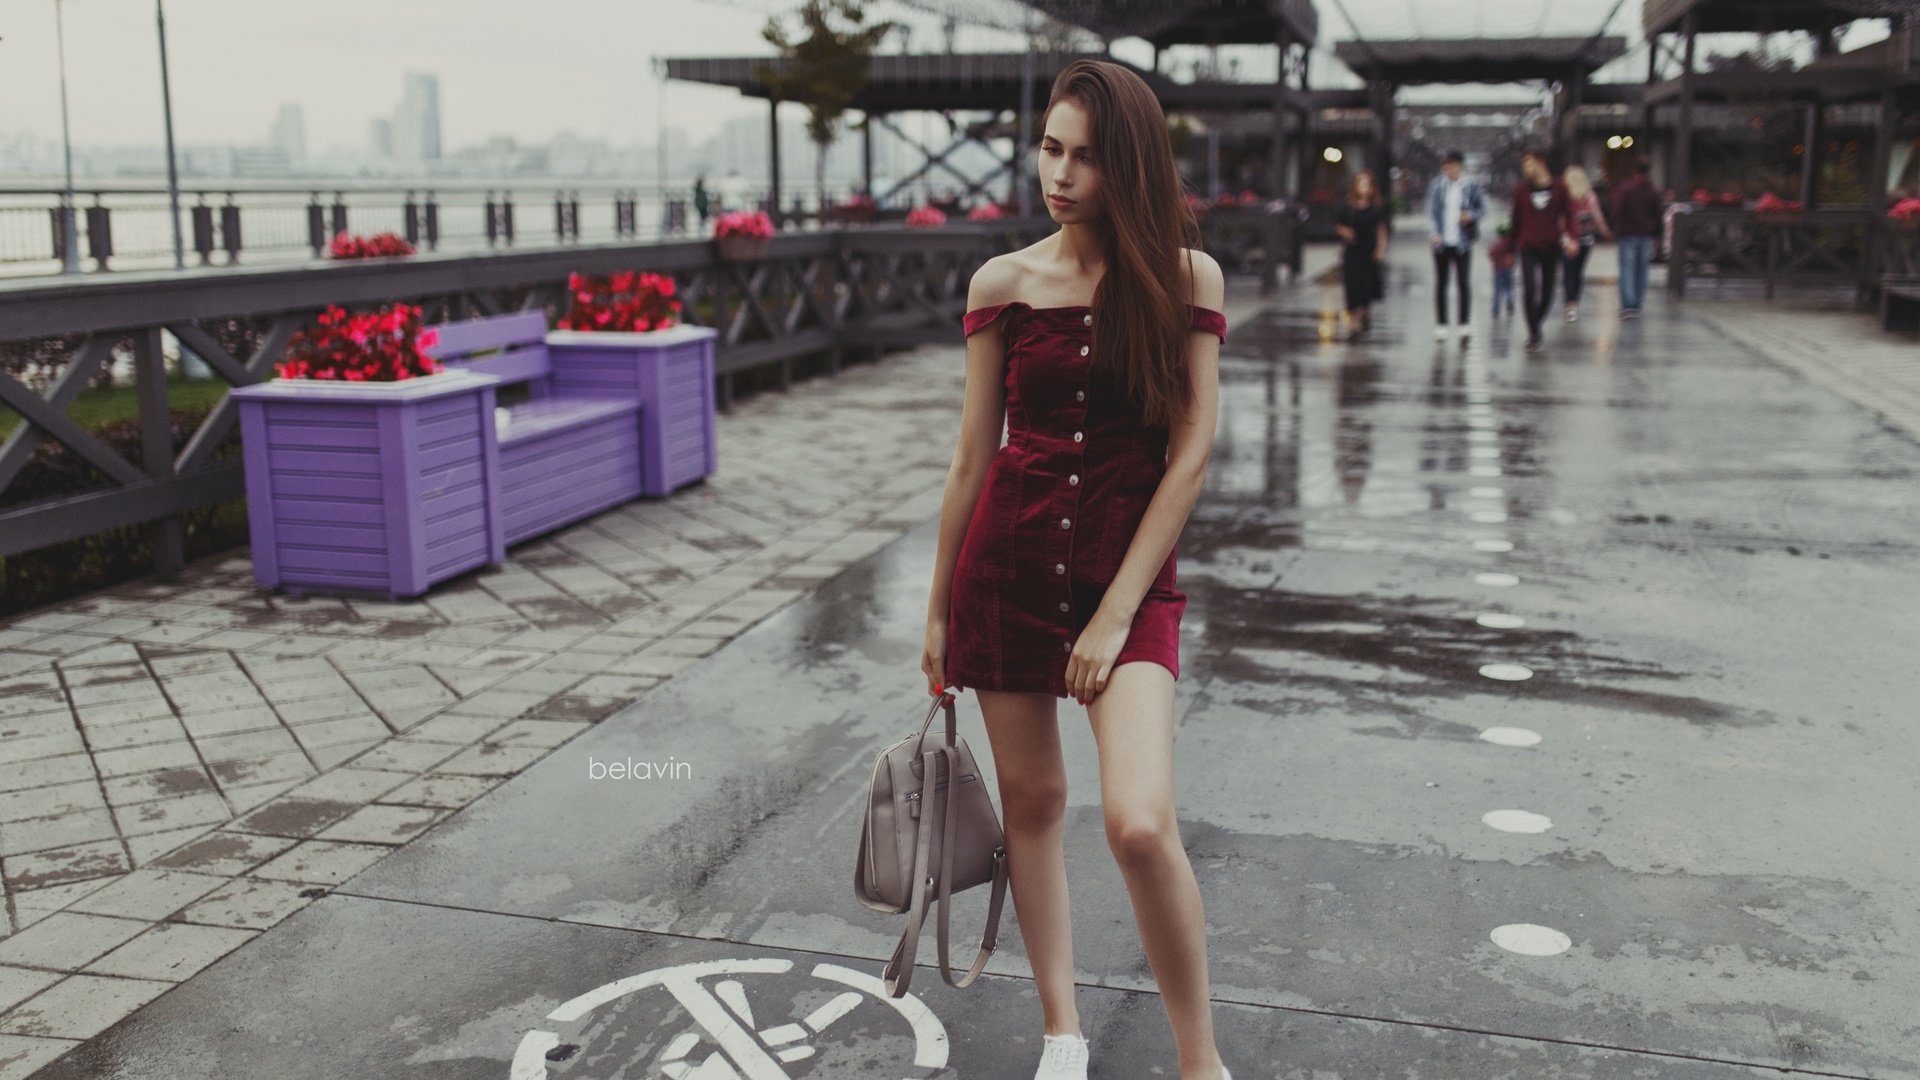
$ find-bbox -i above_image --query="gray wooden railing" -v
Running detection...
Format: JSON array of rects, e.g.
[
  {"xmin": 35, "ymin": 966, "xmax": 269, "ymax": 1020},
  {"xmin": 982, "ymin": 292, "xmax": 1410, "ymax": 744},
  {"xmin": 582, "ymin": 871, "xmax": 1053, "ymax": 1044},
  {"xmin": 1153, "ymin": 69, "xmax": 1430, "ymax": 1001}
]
[{"xmin": 0, "ymin": 223, "xmax": 1052, "ymax": 572}]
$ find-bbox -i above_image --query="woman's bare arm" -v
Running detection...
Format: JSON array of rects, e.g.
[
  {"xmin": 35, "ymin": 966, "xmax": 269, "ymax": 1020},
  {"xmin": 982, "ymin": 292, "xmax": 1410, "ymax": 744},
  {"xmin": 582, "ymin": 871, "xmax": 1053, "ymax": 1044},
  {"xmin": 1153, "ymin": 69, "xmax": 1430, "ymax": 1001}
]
[
  {"xmin": 923, "ymin": 259, "xmax": 1014, "ymax": 692},
  {"xmin": 1065, "ymin": 249, "xmax": 1225, "ymax": 701}
]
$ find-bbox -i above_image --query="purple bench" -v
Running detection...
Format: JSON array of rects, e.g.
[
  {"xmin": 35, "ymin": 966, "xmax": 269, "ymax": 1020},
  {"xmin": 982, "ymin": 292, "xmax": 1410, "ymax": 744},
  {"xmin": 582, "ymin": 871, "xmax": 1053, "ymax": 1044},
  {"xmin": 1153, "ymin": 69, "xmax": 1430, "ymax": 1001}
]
[{"xmin": 424, "ymin": 312, "xmax": 646, "ymax": 547}]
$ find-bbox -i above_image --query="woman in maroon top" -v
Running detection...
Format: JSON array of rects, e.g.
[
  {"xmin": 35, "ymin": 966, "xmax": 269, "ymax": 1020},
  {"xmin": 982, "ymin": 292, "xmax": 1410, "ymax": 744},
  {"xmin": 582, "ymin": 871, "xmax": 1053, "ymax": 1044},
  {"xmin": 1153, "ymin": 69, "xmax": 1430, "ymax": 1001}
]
[
  {"xmin": 1510, "ymin": 148, "xmax": 1580, "ymax": 350},
  {"xmin": 921, "ymin": 59, "xmax": 1231, "ymax": 1080}
]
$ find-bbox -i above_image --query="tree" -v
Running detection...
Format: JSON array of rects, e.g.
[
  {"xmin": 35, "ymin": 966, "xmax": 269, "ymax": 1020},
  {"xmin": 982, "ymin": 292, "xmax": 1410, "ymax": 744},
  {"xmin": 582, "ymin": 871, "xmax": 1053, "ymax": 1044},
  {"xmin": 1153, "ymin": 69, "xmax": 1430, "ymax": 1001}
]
[{"xmin": 758, "ymin": 0, "xmax": 896, "ymax": 213}]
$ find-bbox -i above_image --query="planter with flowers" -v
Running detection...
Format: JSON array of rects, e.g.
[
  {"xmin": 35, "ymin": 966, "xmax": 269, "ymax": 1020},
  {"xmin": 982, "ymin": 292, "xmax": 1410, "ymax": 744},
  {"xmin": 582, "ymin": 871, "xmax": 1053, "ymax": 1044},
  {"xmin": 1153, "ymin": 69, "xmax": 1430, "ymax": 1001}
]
[
  {"xmin": 906, "ymin": 205, "xmax": 947, "ymax": 228},
  {"xmin": 545, "ymin": 271, "xmax": 719, "ymax": 496},
  {"xmin": 714, "ymin": 210, "xmax": 773, "ymax": 260},
  {"xmin": 1754, "ymin": 192, "xmax": 1806, "ymax": 224},
  {"xmin": 230, "ymin": 303, "xmax": 505, "ymax": 599},
  {"xmin": 1888, "ymin": 197, "xmax": 1920, "ymax": 230},
  {"xmin": 966, "ymin": 202, "xmax": 1004, "ymax": 222},
  {"xmin": 328, "ymin": 231, "xmax": 416, "ymax": 259},
  {"xmin": 835, "ymin": 194, "xmax": 877, "ymax": 223}
]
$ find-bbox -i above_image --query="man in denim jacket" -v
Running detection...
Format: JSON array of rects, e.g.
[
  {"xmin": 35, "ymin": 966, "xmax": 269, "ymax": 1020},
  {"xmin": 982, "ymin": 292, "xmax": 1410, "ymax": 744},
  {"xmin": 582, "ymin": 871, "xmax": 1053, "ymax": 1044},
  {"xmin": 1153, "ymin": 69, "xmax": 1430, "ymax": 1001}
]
[{"xmin": 1426, "ymin": 150, "xmax": 1486, "ymax": 341}]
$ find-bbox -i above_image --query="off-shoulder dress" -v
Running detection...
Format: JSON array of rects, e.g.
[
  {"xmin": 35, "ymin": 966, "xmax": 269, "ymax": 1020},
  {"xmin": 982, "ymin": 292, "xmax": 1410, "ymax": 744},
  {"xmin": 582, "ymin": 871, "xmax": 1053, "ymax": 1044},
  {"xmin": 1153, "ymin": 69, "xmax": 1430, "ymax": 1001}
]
[{"xmin": 944, "ymin": 302, "xmax": 1228, "ymax": 697}]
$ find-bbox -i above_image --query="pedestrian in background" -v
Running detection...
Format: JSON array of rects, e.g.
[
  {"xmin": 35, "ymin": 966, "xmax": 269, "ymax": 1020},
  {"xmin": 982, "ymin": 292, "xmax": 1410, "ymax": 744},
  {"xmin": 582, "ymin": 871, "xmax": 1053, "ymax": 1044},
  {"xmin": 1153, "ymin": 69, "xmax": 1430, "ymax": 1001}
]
[
  {"xmin": 693, "ymin": 175, "xmax": 711, "ymax": 227},
  {"xmin": 1334, "ymin": 170, "xmax": 1389, "ymax": 340},
  {"xmin": 1510, "ymin": 149, "xmax": 1579, "ymax": 351},
  {"xmin": 1489, "ymin": 220, "xmax": 1516, "ymax": 320},
  {"xmin": 1612, "ymin": 155, "xmax": 1662, "ymax": 319},
  {"xmin": 1561, "ymin": 165, "xmax": 1613, "ymax": 322},
  {"xmin": 1426, "ymin": 149, "xmax": 1485, "ymax": 342}
]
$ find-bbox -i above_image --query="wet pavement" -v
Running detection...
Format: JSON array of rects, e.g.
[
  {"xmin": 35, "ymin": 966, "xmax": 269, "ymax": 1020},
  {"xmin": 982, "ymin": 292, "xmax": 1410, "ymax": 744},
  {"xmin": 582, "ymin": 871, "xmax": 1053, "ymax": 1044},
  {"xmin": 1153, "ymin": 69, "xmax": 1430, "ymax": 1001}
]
[{"xmin": 22, "ymin": 235, "xmax": 1920, "ymax": 1078}]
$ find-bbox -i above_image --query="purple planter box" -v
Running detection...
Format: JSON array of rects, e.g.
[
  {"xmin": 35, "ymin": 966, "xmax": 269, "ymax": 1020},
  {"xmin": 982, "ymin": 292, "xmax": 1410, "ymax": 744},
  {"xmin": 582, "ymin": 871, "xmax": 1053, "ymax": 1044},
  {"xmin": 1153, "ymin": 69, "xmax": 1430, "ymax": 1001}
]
[
  {"xmin": 231, "ymin": 369, "xmax": 506, "ymax": 599},
  {"xmin": 545, "ymin": 326, "xmax": 718, "ymax": 496}
]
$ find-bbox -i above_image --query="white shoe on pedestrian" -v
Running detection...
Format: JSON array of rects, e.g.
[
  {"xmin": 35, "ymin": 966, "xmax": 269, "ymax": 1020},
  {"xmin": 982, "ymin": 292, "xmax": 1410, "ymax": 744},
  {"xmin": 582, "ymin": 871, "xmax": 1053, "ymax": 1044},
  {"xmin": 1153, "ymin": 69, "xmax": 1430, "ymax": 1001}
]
[
  {"xmin": 1457, "ymin": 324, "xmax": 1472, "ymax": 342},
  {"xmin": 1434, "ymin": 326, "xmax": 1449, "ymax": 342},
  {"xmin": 1034, "ymin": 1032, "xmax": 1089, "ymax": 1080},
  {"xmin": 1565, "ymin": 306, "xmax": 1579, "ymax": 323}
]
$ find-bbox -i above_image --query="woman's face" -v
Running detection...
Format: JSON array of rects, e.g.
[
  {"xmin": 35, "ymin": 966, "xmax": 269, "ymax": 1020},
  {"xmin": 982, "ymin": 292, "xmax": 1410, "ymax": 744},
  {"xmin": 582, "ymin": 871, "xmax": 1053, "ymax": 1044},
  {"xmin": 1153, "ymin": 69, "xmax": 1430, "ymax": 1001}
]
[
  {"xmin": 1353, "ymin": 173, "xmax": 1374, "ymax": 201},
  {"xmin": 1039, "ymin": 99, "xmax": 1103, "ymax": 224}
]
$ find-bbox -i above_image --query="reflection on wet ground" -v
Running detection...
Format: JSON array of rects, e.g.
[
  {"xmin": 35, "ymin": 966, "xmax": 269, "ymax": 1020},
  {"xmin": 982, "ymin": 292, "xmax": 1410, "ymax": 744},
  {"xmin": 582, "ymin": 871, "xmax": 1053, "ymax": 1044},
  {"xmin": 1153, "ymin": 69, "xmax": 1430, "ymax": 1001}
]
[{"xmin": 39, "ymin": 240, "xmax": 1920, "ymax": 1079}]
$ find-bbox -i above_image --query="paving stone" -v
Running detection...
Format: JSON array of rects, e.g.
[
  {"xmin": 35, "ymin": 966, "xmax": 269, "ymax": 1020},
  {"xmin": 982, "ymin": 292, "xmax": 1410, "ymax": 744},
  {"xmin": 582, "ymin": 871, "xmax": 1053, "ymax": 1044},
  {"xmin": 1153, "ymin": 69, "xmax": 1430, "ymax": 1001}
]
[
  {"xmin": 343, "ymin": 739, "xmax": 462, "ymax": 774},
  {"xmin": 71, "ymin": 698, "xmax": 177, "ymax": 728},
  {"xmin": 247, "ymin": 840, "xmax": 389, "ymax": 885},
  {"xmin": 177, "ymin": 705, "xmax": 282, "ymax": 739},
  {"xmin": 218, "ymin": 778, "xmax": 306, "ymax": 815},
  {"xmin": 442, "ymin": 688, "xmax": 549, "ymax": 720},
  {"xmin": 403, "ymin": 713, "xmax": 509, "ymax": 745},
  {"xmin": 0, "ymin": 842, "xmax": 129, "ymax": 892},
  {"xmin": 108, "ymin": 792, "xmax": 230, "ymax": 839},
  {"xmin": 76, "ymin": 717, "xmax": 190, "ymax": 753},
  {"xmin": 271, "ymin": 695, "xmax": 371, "ymax": 726},
  {"xmin": 63, "ymin": 869, "xmax": 228, "ymax": 922},
  {"xmin": 149, "ymin": 832, "xmax": 296, "ymax": 877},
  {"xmin": 432, "ymin": 743, "xmax": 550, "ymax": 778},
  {"xmin": 175, "ymin": 877, "xmax": 316, "ymax": 931},
  {"xmin": 0, "ymin": 730, "xmax": 86, "ymax": 766},
  {"xmin": 0, "ymin": 810, "xmax": 118, "ymax": 859},
  {"xmin": 0, "ymin": 969, "xmax": 62, "ymax": 1015},
  {"xmin": 279, "ymin": 768, "xmax": 412, "ymax": 805},
  {"xmin": 290, "ymin": 715, "xmax": 391, "ymax": 751},
  {"xmin": 0, "ymin": 1031, "xmax": 80, "ymax": 1077},
  {"xmin": 193, "ymin": 727, "xmax": 302, "ymax": 763},
  {"xmin": 207, "ymin": 752, "xmax": 315, "ymax": 790},
  {"xmin": 124, "ymin": 825, "xmax": 220, "ymax": 868},
  {"xmin": 0, "ymin": 784, "xmax": 104, "ymax": 826},
  {"xmin": 423, "ymin": 666, "xmax": 504, "ymax": 698},
  {"xmin": 307, "ymin": 740, "xmax": 383, "ymax": 770},
  {"xmin": 313, "ymin": 804, "xmax": 444, "ymax": 845},
  {"xmin": 484, "ymin": 720, "xmax": 592, "ymax": 749},
  {"xmin": 100, "ymin": 767, "xmax": 215, "ymax": 806},
  {"xmin": 0, "ymin": 973, "xmax": 171, "ymax": 1039},
  {"xmin": 89, "ymin": 740, "xmax": 199, "ymax": 779},
  {"xmin": 375, "ymin": 773, "xmax": 499, "ymax": 810},
  {"xmin": 0, "ymin": 912, "xmax": 149, "ymax": 971},
  {"xmin": 81, "ymin": 922, "xmax": 257, "ymax": 982},
  {"xmin": 56, "ymin": 660, "xmax": 147, "ymax": 686}
]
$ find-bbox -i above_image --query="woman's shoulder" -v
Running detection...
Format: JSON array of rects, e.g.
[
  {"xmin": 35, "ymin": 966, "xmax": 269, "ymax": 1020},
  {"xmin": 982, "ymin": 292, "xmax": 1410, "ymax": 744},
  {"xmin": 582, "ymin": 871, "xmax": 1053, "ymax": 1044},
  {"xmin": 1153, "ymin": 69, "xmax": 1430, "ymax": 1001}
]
[
  {"xmin": 1179, "ymin": 247, "xmax": 1225, "ymax": 311},
  {"xmin": 967, "ymin": 252, "xmax": 1025, "ymax": 312}
]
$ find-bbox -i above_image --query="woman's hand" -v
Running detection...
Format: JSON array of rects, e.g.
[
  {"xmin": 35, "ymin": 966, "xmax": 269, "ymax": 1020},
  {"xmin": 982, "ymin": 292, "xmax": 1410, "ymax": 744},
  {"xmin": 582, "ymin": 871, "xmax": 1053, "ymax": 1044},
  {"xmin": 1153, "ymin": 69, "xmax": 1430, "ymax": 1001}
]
[
  {"xmin": 1374, "ymin": 244, "xmax": 1387, "ymax": 262},
  {"xmin": 922, "ymin": 617, "xmax": 949, "ymax": 696},
  {"xmin": 1334, "ymin": 225, "xmax": 1354, "ymax": 243},
  {"xmin": 1065, "ymin": 608, "xmax": 1131, "ymax": 705}
]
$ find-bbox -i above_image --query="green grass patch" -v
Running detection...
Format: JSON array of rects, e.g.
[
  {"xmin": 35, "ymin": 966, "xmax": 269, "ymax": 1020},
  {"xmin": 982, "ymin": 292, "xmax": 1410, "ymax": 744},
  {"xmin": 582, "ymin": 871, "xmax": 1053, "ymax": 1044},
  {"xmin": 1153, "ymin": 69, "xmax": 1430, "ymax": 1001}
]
[{"xmin": 0, "ymin": 377, "xmax": 233, "ymax": 441}]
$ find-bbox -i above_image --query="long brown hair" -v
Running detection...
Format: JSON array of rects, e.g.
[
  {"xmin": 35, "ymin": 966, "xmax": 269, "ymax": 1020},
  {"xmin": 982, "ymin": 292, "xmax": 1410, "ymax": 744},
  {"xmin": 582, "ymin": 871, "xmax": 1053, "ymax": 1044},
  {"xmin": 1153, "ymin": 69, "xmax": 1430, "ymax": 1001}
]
[{"xmin": 1045, "ymin": 59, "xmax": 1200, "ymax": 428}]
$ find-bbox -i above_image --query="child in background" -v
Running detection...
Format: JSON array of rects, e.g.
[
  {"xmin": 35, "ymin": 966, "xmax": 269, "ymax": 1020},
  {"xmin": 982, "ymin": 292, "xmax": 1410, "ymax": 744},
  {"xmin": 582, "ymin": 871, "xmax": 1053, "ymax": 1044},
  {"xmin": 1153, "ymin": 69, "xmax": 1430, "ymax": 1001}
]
[{"xmin": 1488, "ymin": 220, "xmax": 1516, "ymax": 319}]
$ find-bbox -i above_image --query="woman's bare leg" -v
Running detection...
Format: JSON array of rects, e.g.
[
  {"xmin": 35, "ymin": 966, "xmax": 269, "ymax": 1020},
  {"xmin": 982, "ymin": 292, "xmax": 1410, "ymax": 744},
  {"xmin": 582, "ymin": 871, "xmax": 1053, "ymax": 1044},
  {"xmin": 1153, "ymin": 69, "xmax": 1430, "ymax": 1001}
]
[
  {"xmin": 975, "ymin": 688, "xmax": 1079, "ymax": 1036},
  {"xmin": 1086, "ymin": 663, "xmax": 1223, "ymax": 1079}
]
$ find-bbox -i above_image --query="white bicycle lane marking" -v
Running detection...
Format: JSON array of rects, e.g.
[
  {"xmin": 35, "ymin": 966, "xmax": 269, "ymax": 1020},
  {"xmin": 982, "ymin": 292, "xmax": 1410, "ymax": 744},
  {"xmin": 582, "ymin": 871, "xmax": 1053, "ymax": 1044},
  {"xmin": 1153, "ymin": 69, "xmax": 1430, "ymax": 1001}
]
[{"xmin": 511, "ymin": 957, "xmax": 948, "ymax": 1079}]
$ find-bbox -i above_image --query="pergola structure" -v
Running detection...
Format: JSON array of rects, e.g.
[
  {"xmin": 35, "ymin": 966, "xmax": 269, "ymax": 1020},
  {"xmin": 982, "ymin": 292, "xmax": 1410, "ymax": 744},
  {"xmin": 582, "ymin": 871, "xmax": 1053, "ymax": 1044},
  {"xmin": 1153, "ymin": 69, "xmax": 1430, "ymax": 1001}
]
[
  {"xmin": 666, "ymin": 0, "xmax": 1321, "ymax": 214},
  {"xmin": 1331, "ymin": 37, "xmax": 1630, "ymax": 183},
  {"xmin": 1642, "ymin": 0, "xmax": 1920, "ymax": 210}
]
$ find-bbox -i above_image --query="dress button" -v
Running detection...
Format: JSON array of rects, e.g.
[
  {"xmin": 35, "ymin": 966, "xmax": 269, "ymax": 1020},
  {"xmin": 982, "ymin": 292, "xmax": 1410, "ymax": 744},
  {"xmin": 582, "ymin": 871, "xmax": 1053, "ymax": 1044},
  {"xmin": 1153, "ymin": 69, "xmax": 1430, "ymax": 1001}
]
[
  {"xmin": 1055, "ymin": 563, "xmax": 1066, "ymax": 574},
  {"xmin": 1058, "ymin": 601, "xmax": 1070, "ymax": 612},
  {"xmin": 1063, "ymin": 641, "xmax": 1073, "ymax": 653},
  {"xmin": 1079, "ymin": 345, "xmax": 1089, "ymax": 356},
  {"xmin": 1073, "ymin": 431, "xmax": 1083, "ymax": 443},
  {"xmin": 1060, "ymin": 518, "xmax": 1072, "ymax": 529},
  {"xmin": 1068, "ymin": 474, "xmax": 1079, "ymax": 485},
  {"xmin": 1076, "ymin": 390, "xmax": 1085, "ymax": 401},
  {"xmin": 1083, "ymin": 314, "xmax": 1092, "ymax": 326}
]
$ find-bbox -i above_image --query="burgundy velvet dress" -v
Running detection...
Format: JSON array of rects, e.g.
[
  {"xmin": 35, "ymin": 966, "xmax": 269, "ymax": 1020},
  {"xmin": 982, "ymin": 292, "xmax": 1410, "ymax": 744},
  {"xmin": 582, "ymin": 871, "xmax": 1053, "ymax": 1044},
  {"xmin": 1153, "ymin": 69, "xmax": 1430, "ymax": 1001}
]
[{"xmin": 944, "ymin": 302, "xmax": 1228, "ymax": 697}]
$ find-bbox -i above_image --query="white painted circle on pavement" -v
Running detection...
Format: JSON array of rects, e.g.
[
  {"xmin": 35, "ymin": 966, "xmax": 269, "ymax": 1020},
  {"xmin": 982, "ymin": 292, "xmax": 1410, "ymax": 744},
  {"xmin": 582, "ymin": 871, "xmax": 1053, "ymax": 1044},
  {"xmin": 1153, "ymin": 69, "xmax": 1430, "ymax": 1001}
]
[
  {"xmin": 1473, "ymin": 539, "xmax": 1515, "ymax": 552},
  {"xmin": 1491, "ymin": 924, "xmax": 1572, "ymax": 956},
  {"xmin": 1479, "ymin": 726, "xmax": 1543, "ymax": 747},
  {"xmin": 1548, "ymin": 508, "xmax": 1579, "ymax": 525},
  {"xmin": 1483, "ymin": 809, "xmax": 1553, "ymax": 833},
  {"xmin": 1480, "ymin": 663, "xmax": 1535, "ymax": 681},
  {"xmin": 1470, "ymin": 510, "xmax": 1508, "ymax": 523},
  {"xmin": 1475, "ymin": 572, "xmax": 1519, "ymax": 587},
  {"xmin": 1476, "ymin": 612, "xmax": 1527, "ymax": 628},
  {"xmin": 1470, "ymin": 447, "xmax": 1500, "ymax": 459},
  {"xmin": 1470, "ymin": 487, "xmax": 1505, "ymax": 499},
  {"xmin": 1470, "ymin": 465, "xmax": 1503, "ymax": 477}
]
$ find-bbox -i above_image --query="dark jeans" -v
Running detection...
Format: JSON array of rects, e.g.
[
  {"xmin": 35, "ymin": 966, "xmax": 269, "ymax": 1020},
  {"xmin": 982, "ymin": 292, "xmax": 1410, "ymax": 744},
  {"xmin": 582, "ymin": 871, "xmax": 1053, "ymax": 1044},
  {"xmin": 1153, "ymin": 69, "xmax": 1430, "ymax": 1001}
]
[
  {"xmin": 1520, "ymin": 248, "xmax": 1560, "ymax": 337},
  {"xmin": 1563, "ymin": 242, "xmax": 1594, "ymax": 304},
  {"xmin": 1433, "ymin": 245, "xmax": 1471, "ymax": 325}
]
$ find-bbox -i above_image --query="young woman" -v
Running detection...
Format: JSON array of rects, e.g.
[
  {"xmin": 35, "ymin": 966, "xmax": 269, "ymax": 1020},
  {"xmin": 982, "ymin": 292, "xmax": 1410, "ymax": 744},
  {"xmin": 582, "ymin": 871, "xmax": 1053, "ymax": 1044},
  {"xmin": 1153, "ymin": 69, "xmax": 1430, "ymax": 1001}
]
[
  {"xmin": 1333, "ymin": 170, "xmax": 1388, "ymax": 338},
  {"xmin": 1561, "ymin": 164, "xmax": 1613, "ymax": 322},
  {"xmin": 920, "ymin": 58, "xmax": 1231, "ymax": 1080}
]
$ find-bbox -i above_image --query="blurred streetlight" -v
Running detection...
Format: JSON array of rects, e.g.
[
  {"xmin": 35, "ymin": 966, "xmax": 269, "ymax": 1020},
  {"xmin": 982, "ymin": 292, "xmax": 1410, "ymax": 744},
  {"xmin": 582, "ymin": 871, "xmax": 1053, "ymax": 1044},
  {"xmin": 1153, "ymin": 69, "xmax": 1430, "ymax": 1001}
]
[
  {"xmin": 155, "ymin": 0, "xmax": 184, "ymax": 270},
  {"xmin": 52, "ymin": 0, "xmax": 79, "ymax": 274},
  {"xmin": 1323, "ymin": 147, "xmax": 1344, "ymax": 163}
]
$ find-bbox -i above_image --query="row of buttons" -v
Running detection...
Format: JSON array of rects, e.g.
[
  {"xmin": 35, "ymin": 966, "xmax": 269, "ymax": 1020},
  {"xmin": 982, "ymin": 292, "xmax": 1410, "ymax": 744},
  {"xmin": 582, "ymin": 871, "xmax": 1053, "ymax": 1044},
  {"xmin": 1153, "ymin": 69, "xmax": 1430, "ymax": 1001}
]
[{"xmin": 1063, "ymin": 314, "xmax": 1093, "ymax": 655}]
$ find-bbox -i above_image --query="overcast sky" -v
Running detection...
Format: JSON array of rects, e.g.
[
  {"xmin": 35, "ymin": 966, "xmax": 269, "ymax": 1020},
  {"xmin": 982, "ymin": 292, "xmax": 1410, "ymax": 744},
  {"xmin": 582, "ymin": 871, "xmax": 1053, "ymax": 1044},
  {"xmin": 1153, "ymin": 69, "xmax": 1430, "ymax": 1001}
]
[{"xmin": 0, "ymin": 0, "xmax": 1888, "ymax": 153}]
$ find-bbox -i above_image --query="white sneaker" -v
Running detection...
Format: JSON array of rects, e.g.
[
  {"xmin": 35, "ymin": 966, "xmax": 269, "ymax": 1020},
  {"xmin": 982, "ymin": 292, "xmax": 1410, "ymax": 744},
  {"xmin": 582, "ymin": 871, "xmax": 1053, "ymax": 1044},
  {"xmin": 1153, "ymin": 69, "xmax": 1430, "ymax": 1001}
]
[
  {"xmin": 1565, "ymin": 306, "xmax": 1579, "ymax": 323},
  {"xmin": 1434, "ymin": 326, "xmax": 1449, "ymax": 341},
  {"xmin": 1034, "ymin": 1033, "xmax": 1089, "ymax": 1080}
]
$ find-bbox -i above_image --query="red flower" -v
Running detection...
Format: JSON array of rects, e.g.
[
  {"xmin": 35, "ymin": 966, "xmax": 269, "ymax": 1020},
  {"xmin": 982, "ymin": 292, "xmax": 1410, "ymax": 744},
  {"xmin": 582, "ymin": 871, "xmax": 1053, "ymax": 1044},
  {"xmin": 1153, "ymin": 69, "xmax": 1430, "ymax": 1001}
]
[
  {"xmin": 559, "ymin": 271, "xmax": 683, "ymax": 334},
  {"xmin": 278, "ymin": 303, "xmax": 441, "ymax": 382}
]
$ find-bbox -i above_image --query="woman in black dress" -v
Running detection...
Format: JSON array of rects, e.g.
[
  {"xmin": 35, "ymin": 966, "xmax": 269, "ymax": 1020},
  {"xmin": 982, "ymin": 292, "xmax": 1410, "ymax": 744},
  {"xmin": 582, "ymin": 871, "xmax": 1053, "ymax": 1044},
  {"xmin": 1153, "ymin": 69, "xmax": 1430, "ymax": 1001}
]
[{"xmin": 1334, "ymin": 170, "xmax": 1388, "ymax": 338}]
